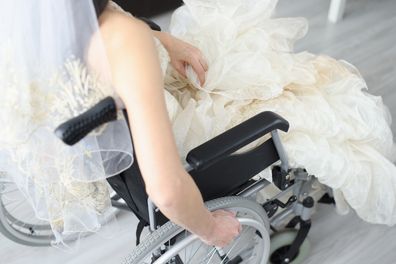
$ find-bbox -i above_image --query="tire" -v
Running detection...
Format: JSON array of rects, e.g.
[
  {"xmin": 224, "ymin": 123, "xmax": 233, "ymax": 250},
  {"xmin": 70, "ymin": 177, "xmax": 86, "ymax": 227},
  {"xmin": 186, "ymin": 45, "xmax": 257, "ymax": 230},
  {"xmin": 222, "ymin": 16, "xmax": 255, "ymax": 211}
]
[
  {"xmin": 123, "ymin": 196, "xmax": 271, "ymax": 264},
  {"xmin": 0, "ymin": 180, "xmax": 121, "ymax": 247},
  {"xmin": 0, "ymin": 194, "xmax": 53, "ymax": 247},
  {"xmin": 0, "ymin": 177, "xmax": 54, "ymax": 247},
  {"xmin": 269, "ymin": 230, "xmax": 310, "ymax": 264}
]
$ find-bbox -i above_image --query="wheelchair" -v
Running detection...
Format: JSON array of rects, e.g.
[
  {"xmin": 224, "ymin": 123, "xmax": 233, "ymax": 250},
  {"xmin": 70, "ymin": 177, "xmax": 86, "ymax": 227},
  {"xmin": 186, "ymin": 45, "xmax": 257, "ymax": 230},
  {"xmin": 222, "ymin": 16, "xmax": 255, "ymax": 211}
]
[
  {"xmin": 65, "ymin": 96, "xmax": 331, "ymax": 264},
  {"xmin": 0, "ymin": 21, "xmax": 334, "ymax": 264},
  {"xmin": 0, "ymin": 94, "xmax": 332, "ymax": 263}
]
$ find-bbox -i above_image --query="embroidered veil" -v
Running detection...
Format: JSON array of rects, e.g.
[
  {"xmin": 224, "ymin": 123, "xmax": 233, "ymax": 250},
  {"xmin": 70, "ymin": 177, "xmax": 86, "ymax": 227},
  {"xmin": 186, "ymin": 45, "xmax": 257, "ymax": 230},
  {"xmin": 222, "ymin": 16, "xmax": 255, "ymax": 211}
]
[{"xmin": 0, "ymin": 0, "xmax": 133, "ymax": 246}]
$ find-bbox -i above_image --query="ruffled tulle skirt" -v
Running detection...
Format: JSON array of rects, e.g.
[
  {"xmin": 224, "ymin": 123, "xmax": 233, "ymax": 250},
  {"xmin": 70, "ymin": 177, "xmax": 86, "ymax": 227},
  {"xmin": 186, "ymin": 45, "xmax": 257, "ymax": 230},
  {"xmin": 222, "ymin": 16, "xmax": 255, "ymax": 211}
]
[{"xmin": 160, "ymin": 0, "xmax": 396, "ymax": 225}]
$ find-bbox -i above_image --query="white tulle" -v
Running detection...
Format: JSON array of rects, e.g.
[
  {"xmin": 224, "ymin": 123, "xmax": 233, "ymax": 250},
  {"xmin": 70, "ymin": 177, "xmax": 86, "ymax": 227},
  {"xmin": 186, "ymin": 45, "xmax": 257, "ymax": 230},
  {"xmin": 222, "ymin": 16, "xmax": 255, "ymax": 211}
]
[
  {"xmin": 0, "ymin": 0, "xmax": 133, "ymax": 247},
  {"xmin": 157, "ymin": 0, "xmax": 396, "ymax": 225}
]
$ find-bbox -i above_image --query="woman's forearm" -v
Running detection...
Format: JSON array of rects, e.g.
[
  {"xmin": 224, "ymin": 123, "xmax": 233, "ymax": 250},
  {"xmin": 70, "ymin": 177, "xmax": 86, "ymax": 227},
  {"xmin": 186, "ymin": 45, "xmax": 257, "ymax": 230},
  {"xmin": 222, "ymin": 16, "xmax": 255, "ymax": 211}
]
[{"xmin": 146, "ymin": 166, "xmax": 215, "ymax": 240}]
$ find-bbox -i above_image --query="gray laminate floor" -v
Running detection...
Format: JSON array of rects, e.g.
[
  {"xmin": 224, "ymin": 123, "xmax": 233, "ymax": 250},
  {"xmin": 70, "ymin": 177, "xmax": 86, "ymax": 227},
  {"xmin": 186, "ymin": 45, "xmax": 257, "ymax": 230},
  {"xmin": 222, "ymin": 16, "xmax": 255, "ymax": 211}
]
[{"xmin": 2, "ymin": 0, "xmax": 396, "ymax": 263}]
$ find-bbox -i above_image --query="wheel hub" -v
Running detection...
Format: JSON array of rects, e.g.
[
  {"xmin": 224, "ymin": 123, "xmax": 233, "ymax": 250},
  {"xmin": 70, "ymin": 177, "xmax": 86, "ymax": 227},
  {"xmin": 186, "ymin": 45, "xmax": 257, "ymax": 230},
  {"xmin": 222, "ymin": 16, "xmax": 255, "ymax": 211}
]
[{"xmin": 270, "ymin": 245, "xmax": 299, "ymax": 264}]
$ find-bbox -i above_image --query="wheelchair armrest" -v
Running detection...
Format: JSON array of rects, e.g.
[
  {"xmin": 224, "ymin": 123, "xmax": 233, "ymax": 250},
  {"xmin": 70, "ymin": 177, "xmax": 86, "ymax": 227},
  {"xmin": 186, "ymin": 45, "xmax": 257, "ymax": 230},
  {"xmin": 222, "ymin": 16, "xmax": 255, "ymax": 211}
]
[{"xmin": 186, "ymin": 111, "xmax": 289, "ymax": 170}]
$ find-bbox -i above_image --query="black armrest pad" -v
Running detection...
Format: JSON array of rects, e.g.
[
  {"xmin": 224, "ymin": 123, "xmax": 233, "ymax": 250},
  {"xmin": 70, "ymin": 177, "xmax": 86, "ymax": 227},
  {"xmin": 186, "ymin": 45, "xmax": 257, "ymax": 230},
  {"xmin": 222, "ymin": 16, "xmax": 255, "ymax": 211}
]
[{"xmin": 186, "ymin": 111, "xmax": 289, "ymax": 170}]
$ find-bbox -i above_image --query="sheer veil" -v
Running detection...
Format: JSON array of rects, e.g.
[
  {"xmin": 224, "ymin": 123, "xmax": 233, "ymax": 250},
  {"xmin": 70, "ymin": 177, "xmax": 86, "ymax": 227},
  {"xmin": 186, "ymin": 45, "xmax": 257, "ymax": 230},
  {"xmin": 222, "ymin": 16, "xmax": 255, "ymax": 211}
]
[{"xmin": 0, "ymin": 0, "xmax": 133, "ymax": 246}]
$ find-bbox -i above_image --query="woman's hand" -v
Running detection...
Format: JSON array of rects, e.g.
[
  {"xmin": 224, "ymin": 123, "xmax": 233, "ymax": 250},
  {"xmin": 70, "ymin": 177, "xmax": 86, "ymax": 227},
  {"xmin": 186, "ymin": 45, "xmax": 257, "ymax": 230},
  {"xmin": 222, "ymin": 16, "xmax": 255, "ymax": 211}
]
[
  {"xmin": 200, "ymin": 210, "xmax": 241, "ymax": 248},
  {"xmin": 154, "ymin": 31, "xmax": 208, "ymax": 85}
]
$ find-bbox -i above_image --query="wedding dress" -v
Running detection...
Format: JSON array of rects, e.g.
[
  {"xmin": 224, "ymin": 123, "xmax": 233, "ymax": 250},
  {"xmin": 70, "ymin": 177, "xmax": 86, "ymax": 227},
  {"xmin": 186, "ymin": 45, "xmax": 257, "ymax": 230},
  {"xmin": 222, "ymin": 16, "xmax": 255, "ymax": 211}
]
[{"xmin": 149, "ymin": 0, "xmax": 396, "ymax": 225}]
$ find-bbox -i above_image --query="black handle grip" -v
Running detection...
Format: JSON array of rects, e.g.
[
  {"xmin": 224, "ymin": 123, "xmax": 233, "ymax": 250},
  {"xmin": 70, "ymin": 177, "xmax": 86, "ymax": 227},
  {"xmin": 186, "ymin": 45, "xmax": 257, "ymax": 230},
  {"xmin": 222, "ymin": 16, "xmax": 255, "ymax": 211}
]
[
  {"xmin": 186, "ymin": 111, "xmax": 290, "ymax": 170},
  {"xmin": 55, "ymin": 97, "xmax": 117, "ymax": 146}
]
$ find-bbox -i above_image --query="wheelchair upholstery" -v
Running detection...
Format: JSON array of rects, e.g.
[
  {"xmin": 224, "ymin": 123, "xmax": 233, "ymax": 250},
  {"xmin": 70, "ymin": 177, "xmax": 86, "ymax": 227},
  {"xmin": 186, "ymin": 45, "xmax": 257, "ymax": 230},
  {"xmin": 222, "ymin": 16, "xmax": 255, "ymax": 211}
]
[{"xmin": 107, "ymin": 111, "xmax": 289, "ymax": 226}]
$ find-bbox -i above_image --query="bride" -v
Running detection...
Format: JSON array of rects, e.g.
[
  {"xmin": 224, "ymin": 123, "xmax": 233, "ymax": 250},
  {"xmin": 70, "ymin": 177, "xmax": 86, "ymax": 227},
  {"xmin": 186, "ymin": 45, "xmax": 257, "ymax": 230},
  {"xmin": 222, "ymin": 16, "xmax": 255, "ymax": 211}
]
[
  {"xmin": 102, "ymin": 0, "xmax": 396, "ymax": 227},
  {"xmin": 1, "ymin": 0, "xmax": 395, "ymax": 247}
]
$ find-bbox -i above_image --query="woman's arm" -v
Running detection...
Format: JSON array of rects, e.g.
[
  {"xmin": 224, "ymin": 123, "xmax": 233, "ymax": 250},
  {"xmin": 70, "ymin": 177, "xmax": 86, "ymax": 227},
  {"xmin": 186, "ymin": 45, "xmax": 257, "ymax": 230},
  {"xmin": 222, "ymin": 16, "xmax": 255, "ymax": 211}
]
[{"xmin": 98, "ymin": 12, "xmax": 240, "ymax": 246}]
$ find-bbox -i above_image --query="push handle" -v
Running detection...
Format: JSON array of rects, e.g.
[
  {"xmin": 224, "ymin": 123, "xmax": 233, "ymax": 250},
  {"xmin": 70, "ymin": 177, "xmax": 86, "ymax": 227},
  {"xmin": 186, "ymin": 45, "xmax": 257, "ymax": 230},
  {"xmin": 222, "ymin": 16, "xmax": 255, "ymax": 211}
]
[{"xmin": 54, "ymin": 97, "xmax": 117, "ymax": 146}]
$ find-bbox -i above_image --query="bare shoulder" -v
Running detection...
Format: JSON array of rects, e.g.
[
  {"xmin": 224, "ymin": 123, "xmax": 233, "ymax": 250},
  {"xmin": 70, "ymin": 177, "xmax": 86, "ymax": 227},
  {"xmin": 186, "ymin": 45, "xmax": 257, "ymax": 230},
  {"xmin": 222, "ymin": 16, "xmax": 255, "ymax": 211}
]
[
  {"xmin": 87, "ymin": 6, "xmax": 154, "ymax": 85},
  {"xmin": 98, "ymin": 7, "xmax": 151, "ymax": 49},
  {"xmin": 91, "ymin": 6, "xmax": 162, "ymax": 98}
]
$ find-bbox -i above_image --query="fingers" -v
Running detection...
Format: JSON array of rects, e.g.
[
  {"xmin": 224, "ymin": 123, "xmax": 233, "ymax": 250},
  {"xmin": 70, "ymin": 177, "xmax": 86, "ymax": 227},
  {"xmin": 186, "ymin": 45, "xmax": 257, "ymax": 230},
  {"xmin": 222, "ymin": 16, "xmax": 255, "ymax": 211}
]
[
  {"xmin": 214, "ymin": 209, "xmax": 241, "ymax": 235},
  {"xmin": 165, "ymin": 36, "xmax": 208, "ymax": 84},
  {"xmin": 184, "ymin": 46, "xmax": 208, "ymax": 86},
  {"xmin": 188, "ymin": 56, "xmax": 206, "ymax": 86},
  {"xmin": 222, "ymin": 210, "xmax": 242, "ymax": 233},
  {"xmin": 203, "ymin": 210, "xmax": 242, "ymax": 248},
  {"xmin": 218, "ymin": 209, "xmax": 237, "ymax": 217},
  {"xmin": 226, "ymin": 210, "xmax": 242, "ymax": 233},
  {"xmin": 170, "ymin": 43, "xmax": 208, "ymax": 86},
  {"xmin": 199, "ymin": 57, "xmax": 208, "ymax": 72},
  {"xmin": 174, "ymin": 61, "xmax": 187, "ymax": 78}
]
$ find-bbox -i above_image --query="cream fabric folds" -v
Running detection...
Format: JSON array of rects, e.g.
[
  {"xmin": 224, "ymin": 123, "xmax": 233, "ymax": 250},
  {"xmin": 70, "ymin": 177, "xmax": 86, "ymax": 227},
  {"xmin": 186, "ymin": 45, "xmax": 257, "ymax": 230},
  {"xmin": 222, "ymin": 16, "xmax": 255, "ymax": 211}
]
[
  {"xmin": 0, "ymin": 0, "xmax": 133, "ymax": 247},
  {"xmin": 160, "ymin": 0, "xmax": 396, "ymax": 225}
]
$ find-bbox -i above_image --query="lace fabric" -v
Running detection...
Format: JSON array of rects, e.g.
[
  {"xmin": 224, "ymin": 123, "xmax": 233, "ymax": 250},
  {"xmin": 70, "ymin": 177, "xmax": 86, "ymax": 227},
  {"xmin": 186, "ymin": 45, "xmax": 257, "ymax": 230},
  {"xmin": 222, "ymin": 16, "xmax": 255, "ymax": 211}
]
[{"xmin": 0, "ymin": 0, "xmax": 133, "ymax": 247}]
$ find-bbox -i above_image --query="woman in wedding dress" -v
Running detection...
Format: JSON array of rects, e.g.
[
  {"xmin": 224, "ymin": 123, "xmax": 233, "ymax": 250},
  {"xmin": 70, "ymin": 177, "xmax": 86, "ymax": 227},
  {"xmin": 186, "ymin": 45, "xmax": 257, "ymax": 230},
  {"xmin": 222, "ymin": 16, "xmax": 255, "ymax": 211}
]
[
  {"xmin": 1, "ymin": 0, "xmax": 395, "ymax": 248},
  {"xmin": 122, "ymin": 0, "xmax": 396, "ymax": 226}
]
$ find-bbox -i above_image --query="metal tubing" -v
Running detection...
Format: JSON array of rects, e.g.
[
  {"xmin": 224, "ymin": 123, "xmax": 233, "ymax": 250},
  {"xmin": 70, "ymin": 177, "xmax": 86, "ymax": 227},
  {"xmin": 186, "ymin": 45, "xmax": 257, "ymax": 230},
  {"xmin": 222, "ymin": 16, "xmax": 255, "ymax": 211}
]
[
  {"xmin": 271, "ymin": 130, "xmax": 289, "ymax": 172},
  {"xmin": 270, "ymin": 207, "xmax": 294, "ymax": 227},
  {"xmin": 147, "ymin": 198, "xmax": 157, "ymax": 232},
  {"xmin": 238, "ymin": 178, "xmax": 271, "ymax": 198}
]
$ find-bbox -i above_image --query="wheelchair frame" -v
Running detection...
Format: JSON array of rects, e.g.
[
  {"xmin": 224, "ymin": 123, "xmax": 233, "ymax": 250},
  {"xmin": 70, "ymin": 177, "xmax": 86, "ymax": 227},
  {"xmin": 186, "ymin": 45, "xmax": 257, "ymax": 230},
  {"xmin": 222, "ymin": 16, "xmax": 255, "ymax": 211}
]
[{"xmin": 140, "ymin": 128, "xmax": 325, "ymax": 264}]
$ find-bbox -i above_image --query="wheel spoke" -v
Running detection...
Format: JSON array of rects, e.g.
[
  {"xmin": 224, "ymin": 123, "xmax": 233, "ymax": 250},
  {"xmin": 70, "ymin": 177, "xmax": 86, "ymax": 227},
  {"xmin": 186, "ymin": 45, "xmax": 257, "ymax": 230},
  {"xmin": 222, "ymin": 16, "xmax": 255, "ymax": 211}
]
[
  {"xmin": 204, "ymin": 247, "xmax": 218, "ymax": 264},
  {"xmin": 1, "ymin": 198, "xmax": 21, "ymax": 207},
  {"xmin": 184, "ymin": 231, "xmax": 187, "ymax": 262},
  {"xmin": 8, "ymin": 198, "xmax": 26, "ymax": 214},
  {"xmin": 186, "ymin": 240, "xmax": 204, "ymax": 263},
  {"xmin": 219, "ymin": 235, "xmax": 242, "ymax": 264},
  {"xmin": 0, "ymin": 188, "xmax": 19, "ymax": 195}
]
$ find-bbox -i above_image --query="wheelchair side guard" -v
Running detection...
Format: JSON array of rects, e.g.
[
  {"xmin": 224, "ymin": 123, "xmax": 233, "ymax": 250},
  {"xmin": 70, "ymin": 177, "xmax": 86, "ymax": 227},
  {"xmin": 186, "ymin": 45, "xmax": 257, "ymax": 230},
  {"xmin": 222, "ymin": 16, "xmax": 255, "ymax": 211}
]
[{"xmin": 186, "ymin": 111, "xmax": 290, "ymax": 171}]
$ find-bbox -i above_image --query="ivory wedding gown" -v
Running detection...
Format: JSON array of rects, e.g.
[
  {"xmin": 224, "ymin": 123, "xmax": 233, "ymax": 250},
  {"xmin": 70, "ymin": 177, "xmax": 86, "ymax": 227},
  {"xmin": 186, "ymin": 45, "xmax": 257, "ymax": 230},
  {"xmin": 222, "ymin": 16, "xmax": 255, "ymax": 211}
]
[{"xmin": 147, "ymin": 0, "xmax": 396, "ymax": 225}]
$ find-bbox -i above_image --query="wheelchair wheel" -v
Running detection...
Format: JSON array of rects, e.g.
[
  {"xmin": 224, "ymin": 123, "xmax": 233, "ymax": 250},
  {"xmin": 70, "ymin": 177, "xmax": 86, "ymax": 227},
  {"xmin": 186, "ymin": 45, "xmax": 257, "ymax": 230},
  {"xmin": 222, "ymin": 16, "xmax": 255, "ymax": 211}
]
[
  {"xmin": 0, "ymin": 176, "xmax": 53, "ymax": 246},
  {"xmin": 269, "ymin": 230, "xmax": 310, "ymax": 264},
  {"xmin": 123, "ymin": 196, "xmax": 270, "ymax": 264},
  {"xmin": 0, "ymin": 174, "xmax": 122, "ymax": 247}
]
